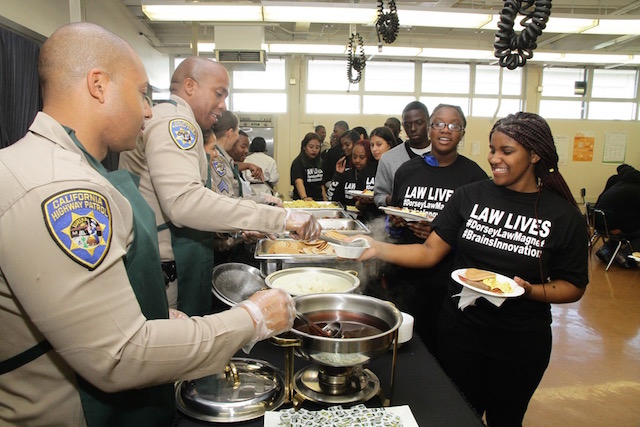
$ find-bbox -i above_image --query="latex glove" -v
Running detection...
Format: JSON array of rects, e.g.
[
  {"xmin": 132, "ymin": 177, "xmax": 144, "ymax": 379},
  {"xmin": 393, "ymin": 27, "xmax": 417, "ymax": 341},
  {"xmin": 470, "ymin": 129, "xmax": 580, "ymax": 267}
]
[
  {"xmin": 169, "ymin": 308, "xmax": 189, "ymax": 320},
  {"xmin": 240, "ymin": 230, "xmax": 267, "ymax": 243},
  {"xmin": 284, "ymin": 210, "xmax": 321, "ymax": 241},
  {"xmin": 234, "ymin": 289, "xmax": 295, "ymax": 353},
  {"xmin": 257, "ymin": 193, "xmax": 283, "ymax": 207}
]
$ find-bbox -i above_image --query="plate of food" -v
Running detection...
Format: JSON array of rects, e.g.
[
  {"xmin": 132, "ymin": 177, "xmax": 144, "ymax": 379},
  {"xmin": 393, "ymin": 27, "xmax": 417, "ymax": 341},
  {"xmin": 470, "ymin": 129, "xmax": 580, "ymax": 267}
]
[
  {"xmin": 346, "ymin": 189, "xmax": 374, "ymax": 199},
  {"xmin": 451, "ymin": 268, "xmax": 524, "ymax": 298},
  {"xmin": 379, "ymin": 206, "xmax": 435, "ymax": 222},
  {"xmin": 628, "ymin": 251, "xmax": 640, "ymax": 262}
]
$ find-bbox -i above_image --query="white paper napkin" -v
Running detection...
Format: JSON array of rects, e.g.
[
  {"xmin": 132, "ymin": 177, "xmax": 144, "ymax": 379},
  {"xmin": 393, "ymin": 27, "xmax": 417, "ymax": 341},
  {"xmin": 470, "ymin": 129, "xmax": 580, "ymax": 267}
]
[{"xmin": 453, "ymin": 287, "xmax": 506, "ymax": 311}]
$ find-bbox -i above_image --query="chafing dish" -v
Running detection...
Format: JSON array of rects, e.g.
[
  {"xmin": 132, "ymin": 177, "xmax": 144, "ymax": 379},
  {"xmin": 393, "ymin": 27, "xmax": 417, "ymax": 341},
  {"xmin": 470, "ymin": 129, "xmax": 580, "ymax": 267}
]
[{"xmin": 317, "ymin": 218, "xmax": 370, "ymax": 235}]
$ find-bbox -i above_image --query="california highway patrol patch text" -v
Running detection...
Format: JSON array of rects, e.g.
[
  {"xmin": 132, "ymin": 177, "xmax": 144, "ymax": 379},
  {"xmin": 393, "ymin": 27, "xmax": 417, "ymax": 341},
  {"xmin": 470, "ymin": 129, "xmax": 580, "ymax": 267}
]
[{"xmin": 41, "ymin": 189, "xmax": 112, "ymax": 270}]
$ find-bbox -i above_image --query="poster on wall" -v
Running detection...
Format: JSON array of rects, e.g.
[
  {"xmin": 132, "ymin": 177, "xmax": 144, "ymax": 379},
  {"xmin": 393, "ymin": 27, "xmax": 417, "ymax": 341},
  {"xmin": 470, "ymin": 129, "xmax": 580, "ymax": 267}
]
[
  {"xmin": 572, "ymin": 132, "xmax": 595, "ymax": 162},
  {"xmin": 555, "ymin": 135, "xmax": 569, "ymax": 165},
  {"xmin": 602, "ymin": 131, "xmax": 627, "ymax": 164}
]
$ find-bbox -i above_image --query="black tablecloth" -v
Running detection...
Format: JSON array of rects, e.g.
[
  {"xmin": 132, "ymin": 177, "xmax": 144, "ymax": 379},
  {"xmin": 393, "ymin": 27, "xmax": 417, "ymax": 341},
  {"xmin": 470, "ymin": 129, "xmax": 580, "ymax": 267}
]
[{"xmin": 174, "ymin": 336, "xmax": 483, "ymax": 426}]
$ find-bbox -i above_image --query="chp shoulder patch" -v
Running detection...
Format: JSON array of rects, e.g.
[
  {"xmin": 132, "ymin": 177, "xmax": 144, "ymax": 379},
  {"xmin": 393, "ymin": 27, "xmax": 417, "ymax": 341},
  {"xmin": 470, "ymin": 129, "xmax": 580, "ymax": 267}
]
[
  {"xmin": 169, "ymin": 119, "xmax": 198, "ymax": 150},
  {"xmin": 212, "ymin": 160, "xmax": 227, "ymax": 177},
  {"xmin": 41, "ymin": 189, "xmax": 112, "ymax": 271}
]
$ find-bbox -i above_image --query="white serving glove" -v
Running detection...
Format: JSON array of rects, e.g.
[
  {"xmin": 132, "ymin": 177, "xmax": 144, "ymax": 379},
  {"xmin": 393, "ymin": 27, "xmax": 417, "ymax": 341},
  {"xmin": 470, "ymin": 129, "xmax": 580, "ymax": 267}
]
[
  {"xmin": 284, "ymin": 210, "xmax": 321, "ymax": 241},
  {"xmin": 234, "ymin": 289, "xmax": 295, "ymax": 353},
  {"xmin": 257, "ymin": 193, "xmax": 283, "ymax": 207}
]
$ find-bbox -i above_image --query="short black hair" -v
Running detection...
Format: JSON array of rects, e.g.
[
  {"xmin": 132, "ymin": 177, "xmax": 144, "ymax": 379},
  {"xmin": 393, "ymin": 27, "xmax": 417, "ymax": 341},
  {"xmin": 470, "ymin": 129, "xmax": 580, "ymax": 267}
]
[
  {"xmin": 238, "ymin": 129, "xmax": 248, "ymax": 137},
  {"xmin": 250, "ymin": 137, "xmax": 267, "ymax": 153}
]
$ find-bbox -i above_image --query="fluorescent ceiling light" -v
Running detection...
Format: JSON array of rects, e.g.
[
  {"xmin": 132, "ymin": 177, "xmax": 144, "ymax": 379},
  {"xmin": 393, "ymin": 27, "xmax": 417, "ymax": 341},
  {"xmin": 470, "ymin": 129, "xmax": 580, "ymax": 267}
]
[
  {"xmin": 197, "ymin": 43, "xmax": 215, "ymax": 52},
  {"xmin": 263, "ymin": 2, "xmax": 376, "ymax": 24},
  {"xmin": 141, "ymin": 4, "xmax": 263, "ymax": 21},
  {"xmin": 417, "ymin": 48, "xmax": 495, "ymax": 60},
  {"xmin": 582, "ymin": 19, "xmax": 640, "ymax": 35},
  {"xmin": 528, "ymin": 52, "xmax": 636, "ymax": 64},
  {"xmin": 268, "ymin": 44, "xmax": 347, "ymax": 54},
  {"xmin": 365, "ymin": 46, "xmax": 422, "ymax": 56},
  {"xmin": 399, "ymin": 9, "xmax": 492, "ymax": 29},
  {"xmin": 482, "ymin": 15, "xmax": 598, "ymax": 34}
]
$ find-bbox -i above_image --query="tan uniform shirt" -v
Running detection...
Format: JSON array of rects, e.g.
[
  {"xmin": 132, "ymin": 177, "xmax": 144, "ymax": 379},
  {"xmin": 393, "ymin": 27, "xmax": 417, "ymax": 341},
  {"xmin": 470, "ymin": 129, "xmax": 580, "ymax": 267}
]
[
  {"xmin": 0, "ymin": 113, "xmax": 255, "ymax": 426},
  {"xmin": 118, "ymin": 95, "xmax": 285, "ymax": 261}
]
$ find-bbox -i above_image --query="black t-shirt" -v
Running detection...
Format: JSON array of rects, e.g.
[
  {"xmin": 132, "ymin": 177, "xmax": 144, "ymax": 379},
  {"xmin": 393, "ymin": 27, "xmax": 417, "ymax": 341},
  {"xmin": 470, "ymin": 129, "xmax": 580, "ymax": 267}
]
[
  {"xmin": 322, "ymin": 144, "xmax": 343, "ymax": 185},
  {"xmin": 326, "ymin": 165, "xmax": 376, "ymax": 207},
  {"xmin": 290, "ymin": 155, "xmax": 324, "ymax": 200},
  {"xmin": 595, "ymin": 180, "xmax": 640, "ymax": 235},
  {"xmin": 432, "ymin": 180, "xmax": 589, "ymax": 331},
  {"xmin": 391, "ymin": 155, "xmax": 488, "ymax": 244}
]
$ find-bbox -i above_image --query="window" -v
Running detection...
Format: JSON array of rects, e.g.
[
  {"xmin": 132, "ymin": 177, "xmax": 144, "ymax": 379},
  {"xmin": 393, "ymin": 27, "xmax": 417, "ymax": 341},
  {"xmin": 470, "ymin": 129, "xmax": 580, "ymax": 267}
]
[
  {"xmin": 232, "ymin": 93, "xmax": 287, "ymax": 113},
  {"xmin": 471, "ymin": 98, "xmax": 522, "ymax": 118},
  {"xmin": 233, "ymin": 59, "xmax": 286, "ymax": 90},
  {"xmin": 422, "ymin": 64, "xmax": 469, "ymax": 94},
  {"xmin": 588, "ymin": 102, "xmax": 636, "ymax": 120},
  {"xmin": 306, "ymin": 94, "xmax": 360, "ymax": 114},
  {"xmin": 363, "ymin": 95, "xmax": 415, "ymax": 114},
  {"xmin": 475, "ymin": 65, "xmax": 522, "ymax": 96},
  {"xmin": 365, "ymin": 62, "xmax": 414, "ymax": 92},
  {"xmin": 541, "ymin": 68, "xmax": 585, "ymax": 98},
  {"xmin": 230, "ymin": 58, "xmax": 287, "ymax": 113},
  {"xmin": 308, "ymin": 59, "xmax": 358, "ymax": 91},
  {"xmin": 591, "ymin": 69, "xmax": 636, "ymax": 99},
  {"xmin": 420, "ymin": 97, "xmax": 470, "ymax": 116},
  {"xmin": 539, "ymin": 100, "xmax": 583, "ymax": 119}
]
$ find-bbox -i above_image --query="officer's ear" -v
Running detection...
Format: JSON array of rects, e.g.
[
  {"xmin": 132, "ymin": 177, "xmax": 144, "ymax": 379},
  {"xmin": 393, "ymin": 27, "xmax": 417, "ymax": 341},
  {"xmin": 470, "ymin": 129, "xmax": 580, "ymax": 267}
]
[
  {"xmin": 87, "ymin": 68, "xmax": 109, "ymax": 103},
  {"xmin": 184, "ymin": 77, "xmax": 198, "ymax": 96}
]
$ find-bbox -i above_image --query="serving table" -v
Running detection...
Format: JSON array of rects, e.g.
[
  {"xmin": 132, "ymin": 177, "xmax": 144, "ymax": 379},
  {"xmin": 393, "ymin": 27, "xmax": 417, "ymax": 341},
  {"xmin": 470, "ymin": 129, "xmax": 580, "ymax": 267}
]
[{"xmin": 174, "ymin": 336, "xmax": 483, "ymax": 426}]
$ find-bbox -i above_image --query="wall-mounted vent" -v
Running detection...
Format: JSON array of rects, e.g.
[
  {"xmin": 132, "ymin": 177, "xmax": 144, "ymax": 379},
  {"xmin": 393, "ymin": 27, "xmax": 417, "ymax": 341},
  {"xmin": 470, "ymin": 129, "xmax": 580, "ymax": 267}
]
[
  {"xmin": 215, "ymin": 50, "xmax": 267, "ymax": 70},
  {"xmin": 214, "ymin": 25, "xmax": 266, "ymax": 71}
]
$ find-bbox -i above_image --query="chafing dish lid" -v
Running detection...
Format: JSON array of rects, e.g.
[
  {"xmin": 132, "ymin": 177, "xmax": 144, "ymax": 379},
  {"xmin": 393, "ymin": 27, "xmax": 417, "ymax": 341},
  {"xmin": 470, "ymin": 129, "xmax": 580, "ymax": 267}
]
[
  {"xmin": 212, "ymin": 263, "xmax": 265, "ymax": 306},
  {"xmin": 176, "ymin": 358, "xmax": 285, "ymax": 423}
]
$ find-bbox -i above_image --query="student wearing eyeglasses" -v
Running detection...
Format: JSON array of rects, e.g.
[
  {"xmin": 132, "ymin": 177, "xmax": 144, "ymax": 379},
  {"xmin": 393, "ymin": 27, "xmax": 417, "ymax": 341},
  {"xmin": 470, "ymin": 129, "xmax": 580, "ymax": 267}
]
[{"xmin": 383, "ymin": 104, "xmax": 488, "ymax": 354}]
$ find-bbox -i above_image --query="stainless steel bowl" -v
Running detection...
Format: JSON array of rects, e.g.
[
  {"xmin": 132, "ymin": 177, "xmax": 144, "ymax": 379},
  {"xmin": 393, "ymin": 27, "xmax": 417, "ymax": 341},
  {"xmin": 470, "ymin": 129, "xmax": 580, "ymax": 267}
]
[
  {"xmin": 264, "ymin": 267, "xmax": 359, "ymax": 296},
  {"xmin": 290, "ymin": 294, "xmax": 401, "ymax": 367},
  {"xmin": 212, "ymin": 263, "xmax": 265, "ymax": 306}
]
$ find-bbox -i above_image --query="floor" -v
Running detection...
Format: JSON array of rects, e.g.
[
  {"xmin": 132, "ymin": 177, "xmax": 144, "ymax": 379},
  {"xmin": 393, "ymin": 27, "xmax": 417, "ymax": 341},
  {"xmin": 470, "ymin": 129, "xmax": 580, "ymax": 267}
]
[{"xmin": 523, "ymin": 242, "xmax": 640, "ymax": 426}]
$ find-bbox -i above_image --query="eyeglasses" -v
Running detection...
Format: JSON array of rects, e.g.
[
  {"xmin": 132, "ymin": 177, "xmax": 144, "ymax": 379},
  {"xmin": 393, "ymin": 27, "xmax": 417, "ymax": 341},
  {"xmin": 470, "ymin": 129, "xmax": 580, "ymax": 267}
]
[{"xmin": 430, "ymin": 122, "xmax": 464, "ymax": 132}]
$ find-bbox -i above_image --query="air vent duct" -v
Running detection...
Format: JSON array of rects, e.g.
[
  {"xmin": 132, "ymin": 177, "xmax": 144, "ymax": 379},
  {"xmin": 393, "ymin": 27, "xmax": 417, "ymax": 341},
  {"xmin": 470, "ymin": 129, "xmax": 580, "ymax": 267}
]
[
  {"xmin": 214, "ymin": 25, "xmax": 267, "ymax": 71},
  {"xmin": 215, "ymin": 50, "xmax": 267, "ymax": 70}
]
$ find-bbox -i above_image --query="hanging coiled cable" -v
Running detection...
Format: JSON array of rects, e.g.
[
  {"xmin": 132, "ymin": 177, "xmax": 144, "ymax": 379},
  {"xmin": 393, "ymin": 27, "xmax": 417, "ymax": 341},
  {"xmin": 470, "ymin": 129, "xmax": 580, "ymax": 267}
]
[
  {"xmin": 493, "ymin": 0, "xmax": 552, "ymax": 70},
  {"xmin": 376, "ymin": 0, "xmax": 399, "ymax": 46},
  {"xmin": 347, "ymin": 32, "xmax": 366, "ymax": 84}
]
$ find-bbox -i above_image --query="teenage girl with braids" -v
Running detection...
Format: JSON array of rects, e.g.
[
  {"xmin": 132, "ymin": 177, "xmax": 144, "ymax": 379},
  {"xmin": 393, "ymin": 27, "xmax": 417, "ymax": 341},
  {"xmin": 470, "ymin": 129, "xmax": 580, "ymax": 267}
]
[{"xmin": 354, "ymin": 112, "xmax": 589, "ymax": 426}]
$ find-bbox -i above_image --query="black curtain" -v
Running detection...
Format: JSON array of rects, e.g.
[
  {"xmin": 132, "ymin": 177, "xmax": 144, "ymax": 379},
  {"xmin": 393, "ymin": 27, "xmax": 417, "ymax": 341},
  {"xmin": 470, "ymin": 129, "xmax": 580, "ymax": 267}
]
[{"xmin": 0, "ymin": 27, "xmax": 41, "ymax": 148}]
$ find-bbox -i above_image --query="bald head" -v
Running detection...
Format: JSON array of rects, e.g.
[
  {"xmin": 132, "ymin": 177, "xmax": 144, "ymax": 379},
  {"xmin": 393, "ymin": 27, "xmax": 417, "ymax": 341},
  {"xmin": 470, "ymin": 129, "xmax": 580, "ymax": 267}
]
[
  {"xmin": 170, "ymin": 57, "xmax": 227, "ymax": 96},
  {"xmin": 39, "ymin": 22, "xmax": 137, "ymax": 101},
  {"xmin": 170, "ymin": 57, "xmax": 229, "ymax": 129}
]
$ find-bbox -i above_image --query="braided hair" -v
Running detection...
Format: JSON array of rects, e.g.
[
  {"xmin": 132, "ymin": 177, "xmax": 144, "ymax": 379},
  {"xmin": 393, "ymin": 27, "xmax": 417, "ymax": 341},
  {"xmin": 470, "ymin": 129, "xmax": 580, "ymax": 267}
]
[{"xmin": 490, "ymin": 112, "xmax": 577, "ymax": 209}]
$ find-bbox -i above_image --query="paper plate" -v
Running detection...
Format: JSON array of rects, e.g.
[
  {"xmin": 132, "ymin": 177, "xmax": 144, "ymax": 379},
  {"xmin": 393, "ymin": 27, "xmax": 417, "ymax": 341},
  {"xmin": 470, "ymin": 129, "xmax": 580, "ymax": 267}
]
[{"xmin": 451, "ymin": 268, "xmax": 524, "ymax": 298}]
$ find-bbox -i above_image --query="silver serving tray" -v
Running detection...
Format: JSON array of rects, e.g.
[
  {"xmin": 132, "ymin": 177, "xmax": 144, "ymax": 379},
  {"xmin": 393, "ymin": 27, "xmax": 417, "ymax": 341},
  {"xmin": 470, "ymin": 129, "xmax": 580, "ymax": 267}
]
[
  {"xmin": 317, "ymin": 218, "xmax": 370, "ymax": 235},
  {"xmin": 254, "ymin": 238, "xmax": 337, "ymax": 261}
]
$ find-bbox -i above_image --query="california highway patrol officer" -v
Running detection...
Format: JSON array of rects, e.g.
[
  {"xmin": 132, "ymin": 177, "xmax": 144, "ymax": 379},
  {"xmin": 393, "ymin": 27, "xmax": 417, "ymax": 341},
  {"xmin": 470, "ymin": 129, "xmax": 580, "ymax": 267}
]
[
  {"xmin": 119, "ymin": 57, "xmax": 319, "ymax": 316},
  {"xmin": 0, "ymin": 23, "xmax": 295, "ymax": 426}
]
